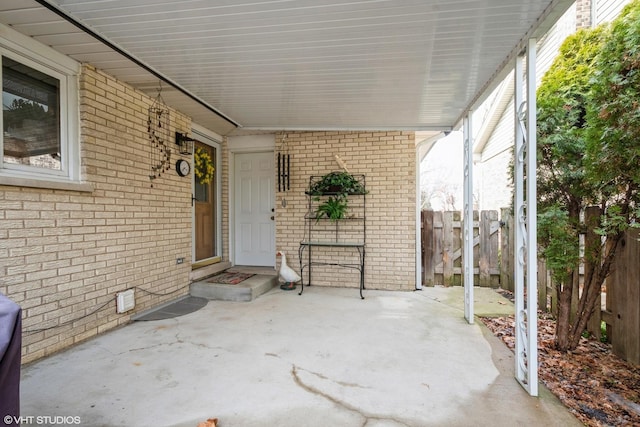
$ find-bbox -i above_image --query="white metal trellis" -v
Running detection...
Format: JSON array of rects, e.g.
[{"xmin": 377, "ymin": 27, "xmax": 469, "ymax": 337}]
[
  {"xmin": 463, "ymin": 113, "xmax": 474, "ymax": 324},
  {"xmin": 514, "ymin": 38, "xmax": 538, "ymax": 397}
]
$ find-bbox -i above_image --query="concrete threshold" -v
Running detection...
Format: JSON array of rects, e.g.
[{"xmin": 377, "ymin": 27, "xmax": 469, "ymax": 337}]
[{"xmin": 190, "ymin": 266, "xmax": 278, "ymax": 302}]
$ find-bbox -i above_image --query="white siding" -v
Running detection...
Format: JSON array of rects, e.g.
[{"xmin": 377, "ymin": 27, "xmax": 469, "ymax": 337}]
[
  {"xmin": 481, "ymin": 100, "xmax": 514, "ymax": 162},
  {"xmin": 477, "ymin": 101, "xmax": 515, "ymax": 211},
  {"xmin": 477, "ymin": 150, "xmax": 513, "ymax": 212},
  {"xmin": 473, "ymin": 4, "xmax": 577, "ymax": 211},
  {"xmin": 595, "ymin": 0, "xmax": 632, "ymax": 24},
  {"xmin": 435, "ymin": 0, "xmax": 635, "ymax": 213},
  {"xmin": 536, "ymin": 3, "xmax": 577, "ymax": 81},
  {"xmin": 475, "ymin": 1, "xmax": 579, "ymax": 211}
]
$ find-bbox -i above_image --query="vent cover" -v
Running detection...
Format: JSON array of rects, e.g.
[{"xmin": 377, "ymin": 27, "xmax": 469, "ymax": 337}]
[{"xmin": 116, "ymin": 289, "xmax": 135, "ymax": 313}]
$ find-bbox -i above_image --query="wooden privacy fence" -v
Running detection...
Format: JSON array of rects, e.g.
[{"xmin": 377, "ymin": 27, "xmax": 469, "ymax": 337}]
[
  {"xmin": 505, "ymin": 206, "xmax": 640, "ymax": 365},
  {"xmin": 421, "ymin": 210, "xmax": 500, "ymax": 287},
  {"xmin": 500, "ymin": 208, "xmax": 555, "ymax": 309},
  {"xmin": 600, "ymin": 227, "xmax": 640, "ymax": 364},
  {"xmin": 423, "ymin": 208, "xmax": 640, "ymax": 365},
  {"xmin": 422, "ymin": 208, "xmax": 639, "ymax": 364}
]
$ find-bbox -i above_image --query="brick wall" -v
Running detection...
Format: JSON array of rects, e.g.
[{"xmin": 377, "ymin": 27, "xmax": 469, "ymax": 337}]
[
  {"xmin": 0, "ymin": 65, "xmax": 194, "ymax": 363},
  {"xmin": 576, "ymin": 0, "xmax": 593, "ymax": 28},
  {"xmin": 275, "ymin": 131, "xmax": 416, "ymax": 291},
  {"xmin": 0, "ymin": 71, "xmax": 417, "ymax": 362}
]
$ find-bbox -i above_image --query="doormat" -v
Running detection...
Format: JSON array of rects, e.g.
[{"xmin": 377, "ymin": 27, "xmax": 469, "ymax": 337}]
[{"xmin": 207, "ymin": 271, "xmax": 255, "ymax": 285}]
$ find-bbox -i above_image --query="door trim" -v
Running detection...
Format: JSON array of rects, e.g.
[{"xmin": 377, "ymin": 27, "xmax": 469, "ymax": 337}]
[
  {"xmin": 228, "ymin": 134, "xmax": 276, "ymax": 266},
  {"xmin": 191, "ymin": 126, "xmax": 222, "ymax": 267}
]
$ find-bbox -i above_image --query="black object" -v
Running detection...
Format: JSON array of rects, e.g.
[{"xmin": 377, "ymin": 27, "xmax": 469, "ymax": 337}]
[
  {"xmin": 298, "ymin": 175, "xmax": 366, "ymax": 299},
  {"xmin": 277, "ymin": 152, "xmax": 291, "ymax": 192},
  {"xmin": 0, "ymin": 293, "xmax": 21, "ymax": 426}
]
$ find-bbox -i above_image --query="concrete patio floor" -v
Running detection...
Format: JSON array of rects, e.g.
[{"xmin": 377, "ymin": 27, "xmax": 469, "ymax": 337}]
[{"xmin": 20, "ymin": 286, "xmax": 580, "ymax": 427}]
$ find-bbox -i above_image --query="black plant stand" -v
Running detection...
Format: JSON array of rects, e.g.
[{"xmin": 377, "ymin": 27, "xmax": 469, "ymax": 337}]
[
  {"xmin": 298, "ymin": 242, "xmax": 365, "ymax": 299},
  {"xmin": 298, "ymin": 175, "xmax": 366, "ymax": 298}
]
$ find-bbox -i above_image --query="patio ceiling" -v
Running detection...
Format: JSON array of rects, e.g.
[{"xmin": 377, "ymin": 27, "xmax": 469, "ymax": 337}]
[{"xmin": 0, "ymin": 0, "xmax": 573, "ymax": 136}]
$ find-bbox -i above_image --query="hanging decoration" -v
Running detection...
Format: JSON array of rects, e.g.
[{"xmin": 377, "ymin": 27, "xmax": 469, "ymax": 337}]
[
  {"xmin": 148, "ymin": 83, "xmax": 171, "ymax": 187},
  {"xmin": 194, "ymin": 146, "xmax": 215, "ymax": 185},
  {"xmin": 277, "ymin": 133, "xmax": 290, "ymax": 192}
]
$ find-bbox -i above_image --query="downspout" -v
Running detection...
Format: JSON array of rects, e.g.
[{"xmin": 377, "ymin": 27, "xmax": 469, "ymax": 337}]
[{"xmin": 415, "ymin": 132, "xmax": 447, "ymax": 290}]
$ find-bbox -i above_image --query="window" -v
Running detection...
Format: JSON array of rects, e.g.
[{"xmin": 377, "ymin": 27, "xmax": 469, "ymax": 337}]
[
  {"xmin": 0, "ymin": 24, "xmax": 82, "ymax": 190},
  {"xmin": 3, "ymin": 56, "xmax": 62, "ymax": 172}
]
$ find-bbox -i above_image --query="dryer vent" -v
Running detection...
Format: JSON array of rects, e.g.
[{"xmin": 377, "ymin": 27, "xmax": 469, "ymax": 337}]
[{"xmin": 116, "ymin": 289, "xmax": 135, "ymax": 313}]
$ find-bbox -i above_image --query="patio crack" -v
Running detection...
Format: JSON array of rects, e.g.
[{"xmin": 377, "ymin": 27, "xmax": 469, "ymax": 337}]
[
  {"xmin": 291, "ymin": 364, "xmax": 413, "ymax": 427},
  {"xmin": 125, "ymin": 332, "xmax": 218, "ymax": 353}
]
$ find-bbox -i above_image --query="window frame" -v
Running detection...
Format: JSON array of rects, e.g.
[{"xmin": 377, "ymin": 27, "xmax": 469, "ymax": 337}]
[{"xmin": 0, "ymin": 23, "xmax": 85, "ymax": 191}]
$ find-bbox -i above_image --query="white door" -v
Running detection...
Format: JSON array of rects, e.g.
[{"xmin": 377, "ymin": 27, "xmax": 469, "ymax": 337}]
[{"xmin": 234, "ymin": 152, "xmax": 275, "ymax": 266}]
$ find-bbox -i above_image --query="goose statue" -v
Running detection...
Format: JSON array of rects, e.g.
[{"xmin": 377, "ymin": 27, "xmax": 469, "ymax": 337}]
[{"xmin": 276, "ymin": 251, "xmax": 301, "ymax": 290}]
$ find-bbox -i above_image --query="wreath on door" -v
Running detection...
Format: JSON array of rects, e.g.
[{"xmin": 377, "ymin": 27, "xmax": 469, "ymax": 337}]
[{"xmin": 194, "ymin": 147, "xmax": 214, "ymax": 185}]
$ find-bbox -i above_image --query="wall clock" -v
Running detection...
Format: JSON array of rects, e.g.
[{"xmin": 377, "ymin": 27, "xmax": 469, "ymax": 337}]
[{"xmin": 176, "ymin": 159, "xmax": 191, "ymax": 177}]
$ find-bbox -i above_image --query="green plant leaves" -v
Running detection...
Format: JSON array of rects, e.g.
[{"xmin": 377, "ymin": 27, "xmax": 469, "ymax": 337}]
[
  {"xmin": 308, "ymin": 172, "xmax": 366, "ymax": 196},
  {"xmin": 314, "ymin": 195, "xmax": 348, "ymax": 222},
  {"xmin": 308, "ymin": 172, "xmax": 366, "ymax": 222}
]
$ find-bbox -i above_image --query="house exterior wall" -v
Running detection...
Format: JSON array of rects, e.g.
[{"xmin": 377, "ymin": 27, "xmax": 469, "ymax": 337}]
[
  {"xmin": 477, "ymin": 99, "xmax": 515, "ymax": 212},
  {"xmin": 577, "ymin": 0, "xmax": 593, "ymax": 28},
  {"xmin": 595, "ymin": 0, "xmax": 633, "ymax": 23},
  {"xmin": 275, "ymin": 131, "xmax": 416, "ymax": 291},
  {"xmin": 474, "ymin": 0, "xmax": 624, "ymax": 212},
  {"xmin": 536, "ymin": 3, "xmax": 578, "ymax": 78},
  {"xmin": 1, "ymin": 64, "xmax": 196, "ymax": 363}
]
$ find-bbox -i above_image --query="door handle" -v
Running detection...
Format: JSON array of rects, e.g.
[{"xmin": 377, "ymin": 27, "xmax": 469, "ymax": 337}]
[{"xmin": 270, "ymin": 216, "xmax": 275, "ymax": 221}]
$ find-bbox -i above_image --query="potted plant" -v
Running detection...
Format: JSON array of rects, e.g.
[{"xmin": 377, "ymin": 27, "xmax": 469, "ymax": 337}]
[
  {"xmin": 314, "ymin": 195, "xmax": 348, "ymax": 222},
  {"xmin": 307, "ymin": 171, "xmax": 366, "ymax": 196},
  {"xmin": 308, "ymin": 172, "xmax": 366, "ymax": 221}
]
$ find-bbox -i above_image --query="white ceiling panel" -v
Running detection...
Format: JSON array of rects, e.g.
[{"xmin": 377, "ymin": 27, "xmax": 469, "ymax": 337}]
[
  {"xmin": 0, "ymin": 0, "xmax": 573, "ymax": 135},
  {"xmin": 8, "ymin": 20, "xmax": 77, "ymax": 35}
]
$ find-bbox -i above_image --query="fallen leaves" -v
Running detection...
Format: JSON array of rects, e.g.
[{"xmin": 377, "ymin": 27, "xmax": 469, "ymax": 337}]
[
  {"xmin": 196, "ymin": 418, "xmax": 218, "ymax": 427},
  {"xmin": 481, "ymin": 313, "xmax": 640, "ymax": 427}
]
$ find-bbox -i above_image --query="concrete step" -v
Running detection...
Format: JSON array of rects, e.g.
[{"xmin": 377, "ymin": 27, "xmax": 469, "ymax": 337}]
[{"xmin": 190, "ymin": 273, "xmax": 278, "ymax": 302}]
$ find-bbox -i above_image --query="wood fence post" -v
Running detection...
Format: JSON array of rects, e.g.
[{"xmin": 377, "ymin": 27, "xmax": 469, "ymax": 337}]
[
  {"xmin": 608, "ymin": 245, "xmax": 621, "ymax": 355},
  {"xmin": 585, "ymin": 206, "xmax": 602, "ymax": 340},
  {"xmin": 479, "ymin": 211, "xmax": 490, "ymax": 287},
  {"xmin": 537, "ymin": 258, "xmax": 547, "ymax": 312},
  {"xmin": 433, "ymin": 211, "xmax": 443, "ymax": 285},
  {"xmin": 442, "ymin": 211, "xmax": 455, "ymax": 286},
  {"xmin": 550, "ymin": 279, "xmax": 557, "ymax": 316},
  {"xmin": 489, "ymin": 210, "xmax": 500, "ymax": 287},
  {"xmin": 609, "ymin": 227, "xmax": 640, "ymax": 364},
  {"xmin": 500, "ymin": 208, "xmax": 514, "ymax": 292},
  {"xmin": 422, "ymin": 210, "xmax": 435, "ymax": 286},
  {"xmin": 625, "ymin": 228, "xmax": 640, "ymax": 364},
  {"xmin": 611, "ymin": 230, "xmax": 628, "ymax": 362}
]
